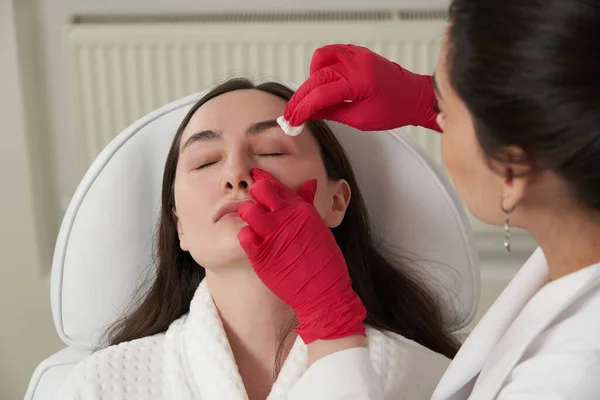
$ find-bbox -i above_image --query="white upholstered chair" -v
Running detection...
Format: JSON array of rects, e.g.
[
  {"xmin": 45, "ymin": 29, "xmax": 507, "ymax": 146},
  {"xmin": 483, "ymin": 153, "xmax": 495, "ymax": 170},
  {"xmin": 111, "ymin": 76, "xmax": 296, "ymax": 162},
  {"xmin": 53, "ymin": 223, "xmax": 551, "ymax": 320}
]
[{"xmin": 26, "ymin": 91, "xmax": 480, "ymax": 399}]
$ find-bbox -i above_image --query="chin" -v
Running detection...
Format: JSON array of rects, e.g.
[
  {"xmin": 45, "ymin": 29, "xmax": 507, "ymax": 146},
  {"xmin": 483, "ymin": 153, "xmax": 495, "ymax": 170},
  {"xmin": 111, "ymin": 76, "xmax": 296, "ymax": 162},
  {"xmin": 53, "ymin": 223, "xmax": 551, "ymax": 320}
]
[
  {"xmin": 191, "ymin": 230, "xmax": 251, "ymax": 268},
  {"xmin": 219, "ymin": 236, "xmax": 250, "ymax": 263},
  {"xmin": 196, "ymin": 250, "xmax": 251, "ymax": 270}
]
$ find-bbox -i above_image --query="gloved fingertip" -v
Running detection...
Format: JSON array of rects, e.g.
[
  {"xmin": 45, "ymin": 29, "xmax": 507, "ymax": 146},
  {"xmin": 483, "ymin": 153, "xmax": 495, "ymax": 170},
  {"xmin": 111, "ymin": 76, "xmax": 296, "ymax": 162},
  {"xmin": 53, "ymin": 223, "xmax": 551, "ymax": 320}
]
[
  {"xmin": 251, "ymin": 169, "xmax": 282, "ymax": 187},
  {"xmin": 307, "ymin": 178, "xmax": 318, "ymax": 194},
  {"xmin": 298, "ymin": 179, "xmax": 318, "ymax": 204},
  {"xmin": 251, "ymin": 168, "xmax": 269, "ymax": 181},
  {"xmin": 248, "ymin": 179, "xmax": 267, "ymax": 201},
  {"xmin": 237, "ymin": 226, "xmax": 262, "ymax": 256},
  {"xmin": 284, "ymin": 101, "xmax": 305, "ymax": 126},
  {"xmin": 236, "ymin": 200, "xmax": 254, "ymax": 220},
  {"xmin": 283, "ymin": 105, "xmax": 294, "ymax": 122}
]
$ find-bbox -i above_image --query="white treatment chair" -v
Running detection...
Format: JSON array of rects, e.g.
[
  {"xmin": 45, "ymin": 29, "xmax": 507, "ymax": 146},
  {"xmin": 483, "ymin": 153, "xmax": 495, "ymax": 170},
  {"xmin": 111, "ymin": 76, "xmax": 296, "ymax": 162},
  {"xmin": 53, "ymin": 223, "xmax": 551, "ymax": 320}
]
[{"xmin": 25, "ymin": 91, "xmax": 480, "ymax": 400}]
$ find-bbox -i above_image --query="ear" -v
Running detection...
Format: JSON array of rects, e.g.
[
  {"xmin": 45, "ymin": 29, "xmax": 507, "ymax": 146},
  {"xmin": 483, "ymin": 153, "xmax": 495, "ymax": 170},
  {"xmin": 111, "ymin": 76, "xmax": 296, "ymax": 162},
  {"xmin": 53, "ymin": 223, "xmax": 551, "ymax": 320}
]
[
  {"xmin": 324, "ymin": 179, "xmax": 351, "ymax": 228},
  {"xmin": 496, "ymin": 146, "xmax": 532, "ymax": 212},
  {"xmin": 172, "ymin": 209, "xmax": 189, "ymax": 251}
]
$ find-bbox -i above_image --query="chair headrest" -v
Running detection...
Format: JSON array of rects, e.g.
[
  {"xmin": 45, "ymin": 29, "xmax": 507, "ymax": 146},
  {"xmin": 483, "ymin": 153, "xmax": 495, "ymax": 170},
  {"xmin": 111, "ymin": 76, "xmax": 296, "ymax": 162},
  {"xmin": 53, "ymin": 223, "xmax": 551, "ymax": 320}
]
[{"xmin": 52, "ymin": 92, "xmax": 480, "ymax": 349}]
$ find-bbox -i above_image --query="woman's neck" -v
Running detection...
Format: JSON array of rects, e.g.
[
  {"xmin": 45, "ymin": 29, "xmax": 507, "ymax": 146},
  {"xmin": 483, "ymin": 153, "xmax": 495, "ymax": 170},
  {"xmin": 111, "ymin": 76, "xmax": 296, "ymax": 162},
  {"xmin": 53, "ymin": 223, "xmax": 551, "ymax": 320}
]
[
  {"xmin": 205, "ymin": 265, "xmax": 296, "ymax": 397},
  {"xmin": 527, "ymin": 207, "xmax": 600, "ymax": 280}
]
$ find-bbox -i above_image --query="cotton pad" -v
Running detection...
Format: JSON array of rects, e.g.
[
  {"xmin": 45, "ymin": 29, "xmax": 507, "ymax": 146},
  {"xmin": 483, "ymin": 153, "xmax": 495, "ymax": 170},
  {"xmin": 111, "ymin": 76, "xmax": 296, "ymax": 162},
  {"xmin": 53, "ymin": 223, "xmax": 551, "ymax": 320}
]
[{"xmin": 277, "ymin": 116, "xmax": 304, "ymax": 137}]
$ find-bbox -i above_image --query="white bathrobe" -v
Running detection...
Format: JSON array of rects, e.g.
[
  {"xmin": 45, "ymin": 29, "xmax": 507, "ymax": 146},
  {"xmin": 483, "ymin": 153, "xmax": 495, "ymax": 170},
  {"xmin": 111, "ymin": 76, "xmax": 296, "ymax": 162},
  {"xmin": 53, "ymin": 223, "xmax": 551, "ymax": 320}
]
[{"xmin": 56, "ymin": 279, "xmax": 451, "ymax": 399}]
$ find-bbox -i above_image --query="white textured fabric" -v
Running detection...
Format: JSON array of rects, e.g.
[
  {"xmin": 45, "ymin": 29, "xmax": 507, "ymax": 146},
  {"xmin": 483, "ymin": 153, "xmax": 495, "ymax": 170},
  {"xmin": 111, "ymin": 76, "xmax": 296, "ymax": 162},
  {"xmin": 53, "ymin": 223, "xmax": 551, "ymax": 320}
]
[
  {"xmin": 289, "ymin": 348, "xmax": 383, "ymax": 400},
  {"xmin": 56, "ymin": 279, "xmax": 450, "ymax": 400},
  {"xmin": 288, "ymin": 249, "xmax": 600, "ymax": 400}
]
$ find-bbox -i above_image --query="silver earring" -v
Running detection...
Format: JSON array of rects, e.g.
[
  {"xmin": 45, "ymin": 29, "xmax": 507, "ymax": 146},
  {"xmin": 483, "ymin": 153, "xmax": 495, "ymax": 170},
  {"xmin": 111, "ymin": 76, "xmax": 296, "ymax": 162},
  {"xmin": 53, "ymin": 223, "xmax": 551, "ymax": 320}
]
[{"xmin": 501, "ymin": 202, "xmax": 516, "ymax": 252}]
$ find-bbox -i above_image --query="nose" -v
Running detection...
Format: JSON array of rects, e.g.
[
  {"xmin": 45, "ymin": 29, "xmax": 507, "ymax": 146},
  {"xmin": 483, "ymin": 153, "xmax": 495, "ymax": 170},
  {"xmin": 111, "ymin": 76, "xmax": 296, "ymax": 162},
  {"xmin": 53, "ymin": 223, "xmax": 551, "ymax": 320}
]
[
  {"xmin": 222, "ymin": 154, "xmax": 253, "ymax": 193},
  {"xmin": 225, "ymin": 177, "xmax": 249, "ymax": 191}
]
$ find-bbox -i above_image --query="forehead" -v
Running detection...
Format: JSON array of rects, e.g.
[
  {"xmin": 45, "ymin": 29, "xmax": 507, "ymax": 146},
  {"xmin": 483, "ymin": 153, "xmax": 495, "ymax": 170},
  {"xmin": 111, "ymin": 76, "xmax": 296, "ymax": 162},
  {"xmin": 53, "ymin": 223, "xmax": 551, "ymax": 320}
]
[{"xmin": 181, "ymin": 89, "xmax": 287, "ymax": 143}]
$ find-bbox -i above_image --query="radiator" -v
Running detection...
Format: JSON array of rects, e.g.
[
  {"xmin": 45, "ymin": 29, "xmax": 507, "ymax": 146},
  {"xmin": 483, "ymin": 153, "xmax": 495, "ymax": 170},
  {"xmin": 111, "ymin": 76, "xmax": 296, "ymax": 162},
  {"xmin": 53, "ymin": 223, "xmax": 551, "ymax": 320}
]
[
  {"xmin": 68, "ymin": 12, "xmax": 446, "ymax": 167},
  {"xmin": 68, "ymin": 11, "xmax": 523, "ymax": 236}
]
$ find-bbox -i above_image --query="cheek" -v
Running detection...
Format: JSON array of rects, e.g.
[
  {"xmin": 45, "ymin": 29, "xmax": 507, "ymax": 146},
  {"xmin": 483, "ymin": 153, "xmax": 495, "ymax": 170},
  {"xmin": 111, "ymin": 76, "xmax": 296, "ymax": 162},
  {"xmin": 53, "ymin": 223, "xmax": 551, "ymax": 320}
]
[
  {"xmin": 440, "ymin": 107, "xmax": 483, "ymax": 194},
  {"xmin": 441, "ymin": 122, "xmax": 481, "ymax": 204},
  {"xmin": 173, "ymin": 175, "xmax": 214, "ymax": 232},
  {"xmin": 441, "ymin": 127, "xmax": 464, "ymax": 182},
  {"xmin": 441, "ymin": 124, "xmax": 504, "ymax": 223}
]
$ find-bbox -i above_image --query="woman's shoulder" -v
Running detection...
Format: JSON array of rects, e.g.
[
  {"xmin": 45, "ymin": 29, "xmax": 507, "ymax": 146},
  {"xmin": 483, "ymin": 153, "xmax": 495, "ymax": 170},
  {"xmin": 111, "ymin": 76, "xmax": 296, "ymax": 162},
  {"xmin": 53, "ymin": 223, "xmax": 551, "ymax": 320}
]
[
  {"xmin": 83, "ymin": 333, "xmax": 167, "ymax": 374},
  {"xmin": 366, "ymin": 327, "xmax": 451, "ymax": 399},
  {"xmin": 56, "ymin": 332, "xmax": 167, "ymax": 399},
  {"xmin": 366, "ymin": 326, "xmax": 451, "ymax": 364}
]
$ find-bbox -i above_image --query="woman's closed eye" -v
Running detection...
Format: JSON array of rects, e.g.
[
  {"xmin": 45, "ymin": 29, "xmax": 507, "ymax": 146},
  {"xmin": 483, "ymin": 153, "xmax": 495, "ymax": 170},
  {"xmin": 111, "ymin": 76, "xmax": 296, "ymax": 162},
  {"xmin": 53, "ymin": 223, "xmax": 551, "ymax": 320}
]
[
  {"xmin": 191, "ymin": 145, "xmax": 289, "ymax": 170},
  {"xmin": 197, "ymin": 161, "xmax": 217, "ymax": 170},
  {"xmin": 195, "ymin": 157, "xmax": 220, "ymax": 170},
  {"xmin": 194, "ymin": 153, "xmax": 285, "ymax": 170}
]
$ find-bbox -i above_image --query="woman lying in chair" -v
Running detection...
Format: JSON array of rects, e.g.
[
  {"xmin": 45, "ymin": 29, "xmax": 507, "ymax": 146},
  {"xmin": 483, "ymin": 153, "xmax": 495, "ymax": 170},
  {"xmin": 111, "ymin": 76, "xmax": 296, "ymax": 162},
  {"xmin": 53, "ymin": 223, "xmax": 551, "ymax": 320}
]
[{"xmin": 57, "ymin": 78, "xmax": 458, "ymax": 400}]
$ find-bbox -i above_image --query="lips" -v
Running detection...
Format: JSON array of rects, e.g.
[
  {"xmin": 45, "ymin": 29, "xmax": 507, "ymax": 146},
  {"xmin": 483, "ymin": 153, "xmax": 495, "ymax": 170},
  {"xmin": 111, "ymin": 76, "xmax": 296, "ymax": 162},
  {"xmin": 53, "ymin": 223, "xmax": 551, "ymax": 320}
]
[{"xmin": 214, "ymin": 200, "xmax": 247, "ymax": 222}]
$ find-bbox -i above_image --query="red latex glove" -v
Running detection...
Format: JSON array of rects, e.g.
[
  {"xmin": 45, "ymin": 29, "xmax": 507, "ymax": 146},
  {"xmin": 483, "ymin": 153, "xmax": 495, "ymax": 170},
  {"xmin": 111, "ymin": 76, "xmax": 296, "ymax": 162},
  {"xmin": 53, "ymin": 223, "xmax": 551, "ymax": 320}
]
[
  {"xmin": 237, "ymin": 169, "xmax": 366, "ymax": 344},
  {"xmin": 285, "ymin": 44, "xmax": 441, "ymax": 132}
]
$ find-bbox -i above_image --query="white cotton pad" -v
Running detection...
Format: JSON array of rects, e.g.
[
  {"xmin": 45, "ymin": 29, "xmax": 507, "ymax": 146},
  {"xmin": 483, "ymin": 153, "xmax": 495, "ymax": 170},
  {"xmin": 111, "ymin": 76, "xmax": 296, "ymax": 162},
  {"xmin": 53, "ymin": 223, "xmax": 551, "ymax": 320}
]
[{"xmin": 277, "ymin": 116, "xmax": 304, "ymax": 137}]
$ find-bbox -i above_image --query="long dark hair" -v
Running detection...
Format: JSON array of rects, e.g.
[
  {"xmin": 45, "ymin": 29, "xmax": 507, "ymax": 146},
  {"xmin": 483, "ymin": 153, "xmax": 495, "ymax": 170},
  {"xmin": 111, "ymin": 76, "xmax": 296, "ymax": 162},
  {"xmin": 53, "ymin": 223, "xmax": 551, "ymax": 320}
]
[
  {"xmin": 104, "ymin": 78, "xmax": 459, "ymax": 361},
  {"xmin": 448, "ymin": 0, "xmax": 600, "ymax": 211}
]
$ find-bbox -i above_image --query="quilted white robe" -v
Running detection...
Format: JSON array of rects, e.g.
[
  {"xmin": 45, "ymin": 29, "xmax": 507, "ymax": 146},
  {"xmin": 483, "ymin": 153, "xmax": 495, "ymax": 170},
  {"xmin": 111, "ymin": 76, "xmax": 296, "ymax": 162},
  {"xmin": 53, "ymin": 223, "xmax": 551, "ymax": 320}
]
[{"xmin": 56, "ymin": 280, "xmax": 451, "ymax": 399}]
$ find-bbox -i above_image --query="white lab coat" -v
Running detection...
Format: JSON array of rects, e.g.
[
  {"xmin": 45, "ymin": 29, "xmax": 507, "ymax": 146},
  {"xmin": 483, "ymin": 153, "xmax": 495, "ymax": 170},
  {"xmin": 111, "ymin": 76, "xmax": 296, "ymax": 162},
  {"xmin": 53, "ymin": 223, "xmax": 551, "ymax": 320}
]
[{"xmin": 289, "ymin": 248, "xmax": 600, "ymax": 399}]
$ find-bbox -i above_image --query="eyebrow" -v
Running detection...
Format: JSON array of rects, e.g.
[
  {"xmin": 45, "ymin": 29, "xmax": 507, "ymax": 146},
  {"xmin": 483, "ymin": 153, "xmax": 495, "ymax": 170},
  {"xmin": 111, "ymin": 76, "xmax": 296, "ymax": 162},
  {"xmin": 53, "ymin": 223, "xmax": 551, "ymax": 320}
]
[
  {"xmin": 432, "ymin": 73, "xmax": 443, "ymax": 100},
  {"xmin": 245, "ymin": 119, "xmax": 280, "ymax": 135},
  {"xmin": 181, "ymin": 119, "xmax": 282, "ymax": 153},
  {"xmin": 181, "ymin": 130, "xmax": 222, "ymax": 153}
]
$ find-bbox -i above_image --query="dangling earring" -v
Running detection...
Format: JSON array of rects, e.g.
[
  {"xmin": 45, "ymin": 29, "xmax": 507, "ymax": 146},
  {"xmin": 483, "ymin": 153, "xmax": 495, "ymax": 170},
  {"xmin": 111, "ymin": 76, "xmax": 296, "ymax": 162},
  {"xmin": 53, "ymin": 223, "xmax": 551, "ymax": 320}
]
[{"xmin": 501, "ymin": 202, "xmax": 516, "ymax": 252}]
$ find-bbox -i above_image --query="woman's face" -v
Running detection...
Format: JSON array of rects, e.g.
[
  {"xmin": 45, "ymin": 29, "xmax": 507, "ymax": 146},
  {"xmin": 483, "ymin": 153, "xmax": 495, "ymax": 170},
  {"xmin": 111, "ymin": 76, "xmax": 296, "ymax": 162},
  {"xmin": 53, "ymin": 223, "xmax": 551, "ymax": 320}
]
[
  {"xmin": 173, "ymin": 89, "xmax": 349, "ymax": 269},
  {"xmin": 434, "ymin": 38, "xmax": 508, "ymax": 226}
]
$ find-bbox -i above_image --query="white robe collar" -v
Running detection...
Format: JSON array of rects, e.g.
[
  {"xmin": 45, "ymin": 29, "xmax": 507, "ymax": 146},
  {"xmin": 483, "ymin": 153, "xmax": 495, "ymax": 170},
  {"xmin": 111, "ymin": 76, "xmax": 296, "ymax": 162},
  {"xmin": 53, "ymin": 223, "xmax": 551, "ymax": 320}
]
[
  {"xmin": 163, "ymin": 279, "xmax": 308, "ymax": 400},
  {"xmin": 433, "ymin": 248, "xmax": 600, "ymax": 399}
]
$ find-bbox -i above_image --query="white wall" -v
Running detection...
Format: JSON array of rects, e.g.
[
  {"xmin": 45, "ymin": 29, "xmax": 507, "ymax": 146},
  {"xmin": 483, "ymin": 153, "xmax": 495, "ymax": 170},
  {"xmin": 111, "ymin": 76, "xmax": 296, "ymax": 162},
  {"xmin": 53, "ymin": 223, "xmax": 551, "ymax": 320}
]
[
  {"xmin": 0, "ymin": 1, "xmax": 64, "ymax": 399},
  {"xmin": 37, "ymin": 0, "xmax": 452, "ymax": 217},
  {"xmin": 3, "ymin": 0, "xmax": 535, "ymax": 397},
  {"xmin": 68, "ymin": 0, "xmax": 450, "ymax": 13},
  {"xmin": 4, "ymin": 2, "xmax": 455, "ymax": 397}
]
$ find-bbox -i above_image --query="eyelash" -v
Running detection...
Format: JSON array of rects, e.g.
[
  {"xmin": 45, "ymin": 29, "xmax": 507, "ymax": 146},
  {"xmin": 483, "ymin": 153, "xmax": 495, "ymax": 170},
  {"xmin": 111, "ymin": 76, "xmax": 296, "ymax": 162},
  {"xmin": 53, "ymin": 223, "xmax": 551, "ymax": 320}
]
[
  {"xmin": 259, "ymin": 153, "xmax": 285, "ymax": 157},
  {"xmin": 195, "ymin": 153, "xmax": 285, "ymax": 170},
  {"xmin": 196, "ymin": 161, "xmax": 217, "ymax": 170}
]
